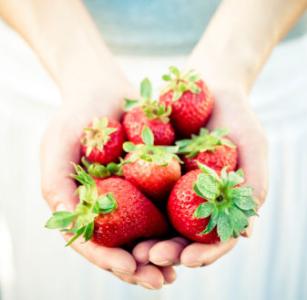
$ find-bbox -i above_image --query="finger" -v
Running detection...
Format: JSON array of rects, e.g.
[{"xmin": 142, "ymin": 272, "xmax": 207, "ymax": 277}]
[
  {"xmin": 133, "ymin": 264, "xmax": 165, "ymax": 290},
  {"xmin": 236, "ymin": 126, "xmax": 269, "ymax": 208},
  {"xmin": 132, "ymin": 239, "xmax": 159, "ymax": 264},
  {"xmin": 149, "ymin": 237, "xmax": 189, "ymax": 266},
  {"xmin": 207, "ymin": 93, "xmax": 269, "ymax": 207},
  {"xmin": 180, "ymin": 239, "xmax": 237, "ymax": 267},
  {"xmin": 228, "ymin": 108, "xmax": 269, "ymax": 208},
  {"xmin": 112, "ymin": 271, "xmax": 136, "ymax": 285},
  {"xmin": 40, "ymin": 113, "xmax": 81, "ymax": 211},
  {"xmin": 64, "ymin": 234, "xmax": 137, "ymax": 275},
  {"xmin": 160, "ymin": 266, "xmax": 177, "ymax": 284},
  {"xmin": 113, "ymin": 265, "xmax": 176, "ymax": 288}
]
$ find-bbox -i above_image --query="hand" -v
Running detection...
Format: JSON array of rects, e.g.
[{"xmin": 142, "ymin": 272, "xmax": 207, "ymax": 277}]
[
  {"xmin": 40, "ymin": 79, "xmax": 176, "ymax": 289},
  {"xmin": 132, "ymin": 86, "xmax": 268, "ymax": 268}
]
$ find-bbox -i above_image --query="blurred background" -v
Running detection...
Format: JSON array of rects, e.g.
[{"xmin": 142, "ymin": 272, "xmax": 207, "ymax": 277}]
[{"xmin": 0, "ymin": 1, "xmax": 307, "ymax": 300}]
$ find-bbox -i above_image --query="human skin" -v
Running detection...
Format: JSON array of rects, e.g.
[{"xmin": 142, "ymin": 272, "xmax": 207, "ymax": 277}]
[
  {"xmin": 132, "ymin": 0, "xmax": 307, "ymax": 270},
  {"xmin": 1, "ymin": 0, "xmax": 306, "ymax": 290}
]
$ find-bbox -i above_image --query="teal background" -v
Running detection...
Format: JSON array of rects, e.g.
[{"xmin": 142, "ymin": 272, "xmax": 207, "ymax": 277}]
[{"xmin": 84, "ymin": 0, "xmax": 307, "ymax": 55}]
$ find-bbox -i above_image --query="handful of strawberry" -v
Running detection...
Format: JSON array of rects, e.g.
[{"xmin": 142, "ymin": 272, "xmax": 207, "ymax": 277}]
[{"xmin": 46, "ymin": 66, "xmax": 257, "ymax": 248}]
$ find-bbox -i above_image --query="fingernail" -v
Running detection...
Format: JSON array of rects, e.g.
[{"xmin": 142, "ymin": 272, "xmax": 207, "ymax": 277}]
[
  {"xmin": 55, "ymin": 203, "xmax": 66, "ymax": 211},
  {"xmin": 112, "ymin": 268, "xmax": 133, "ymax": 276},
  {"xmin": 138, "ymin": 282, "xmax": 155, "ymax": 290},
  {"xmin": 185, "ymin": 261, "xmax": 202, "ymax": 268},
  {"xmin": 154, "ymin": 260, "xmax": 172, "ymax": 266}
]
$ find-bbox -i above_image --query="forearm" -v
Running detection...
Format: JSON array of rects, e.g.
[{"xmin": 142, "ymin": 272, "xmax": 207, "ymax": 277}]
[
  {"xmin": 0, "ymin": 0, "xmax": 127, "ymax": 99},
  {"xmin": 187, "ymin": 0, "xmax": 307, "ymax": 93}
]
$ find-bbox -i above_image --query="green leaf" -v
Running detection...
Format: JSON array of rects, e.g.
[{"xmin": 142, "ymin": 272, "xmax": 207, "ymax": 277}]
[
  {"xmin": 124, "ymin": 98, "xmax": 139, "ymax": 111},
  {"xmin": 140, "ymin": 78, "xmax": 152, "ymax": 99},
  {"xmin": 96, "ymin": 193, "xmax": 117, "ymax": 214},
  {"xmin": 194, "ymin": 202, "xmax": 213, "ymax": 219},
  {"xmin": 83, "ymin": 222, "xmax": 94, "ymax": 241},
  {"xmin": 72, "ymin": 164, "xmax": 95, "ymax": 187},
  {"xmin": 221, "ymin": 138, "xmax": 236, "ymax": 148},
  {"xmin": 65, "ymin": 226, "xmax": 86, "ymax": 246},
  {"xmin": 45, "ymin": 211, "xmax": 77, "ymax": 229},
  {"xmin": 197, "ymin": 163, "xmax": 220, "ymax": 182},
  {"xmin": 231, "ymin": 187, "xmax": 256, "ymax": 210},
  {"xmin": 194, "ymin": 183, "xmax": 205, "ymax": 198},
  {"xmin": 188, "ymin": 74, "xmax": 199, "ymax": 82},
  {"xmin": 169, "ymin": 66, "xmax": 180, "ymax": 78},
  {"xmin": 81, "ymin": 156, "xmax": 91, "ymax": 169},
  {"xmin": 172, "ymin": 90, "xmax": 182, "ymax": 101},
  {"xmin": 178, "ymin": 82, "xmax": 186, "ymax": 92},
  {"xmin": 199, "ymin": 128, "xmax": 209, "ymax": 136},
  {"xmin": 229, "ymin": 206, "xmax": 249, "ymax": 236},
  {"xmin": 162, "ymin": 74, "xmax": 171, "ymax": 81},
  {"xmin": 141, "ymin": 126, "xmax": 154, "ymax": 145},
  {"xmin": 243, "ymin": 209, "xmax": 258, "ymax": 217},
  {"xmin": 211, "ymin": 128, "xmax": 229, "ymax": 138},
  {"xmin": 99, "ymin": 117, "xmax": 109, "ymax": 128},
  {"xmin": 163, "ymin": 145, "xmax": 179, "ymax": 154},
  {"xmin": 123, "ymin": 142, "xmax": 136, "ymax": 152},
  {"xmin": 88, "ymin": 163, "xmax": 110, "ymax": 178},
  {"xmin": 225, "ymin": 169, "xmax": 244, "ymax": 187},
  {"xmin": 201, "ymin": 208, "xmax": 218, "ymax": 234},
  {"xmin": 106, "ymin": 162, "xmax": 121, "ymax": 174},
  {"xmin": 217, "ymin": 212, "xmax": 233, "ymax": 242},
  {"xmin": 236, "ymin": 169, "xmax": 244, "ymax": 178},
  {"xmin": 176, "ymin": 139, "xmax": 190, "ymax": 150},
  {"xmin": 190, "ymin": 84, "xmax": 201, "ymax": 94},
  {"xmin": 194, "ymin": 173, "xmax": 220, "ymax": 200}
]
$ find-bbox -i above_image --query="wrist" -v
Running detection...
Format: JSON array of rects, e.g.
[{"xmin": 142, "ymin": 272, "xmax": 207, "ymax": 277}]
[{"xmin": 186, "ymin": 36, "xmax": 258, "ymax": 96}]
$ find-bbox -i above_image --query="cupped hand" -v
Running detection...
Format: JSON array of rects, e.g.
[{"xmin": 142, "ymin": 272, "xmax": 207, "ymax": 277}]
[
  {"xmin": 133, "ymin": 86, "xmax": 269, "ymax": 268},
  {"xmin": 40, "ymin": 80, "xmax": 176, "ymax": 289}
]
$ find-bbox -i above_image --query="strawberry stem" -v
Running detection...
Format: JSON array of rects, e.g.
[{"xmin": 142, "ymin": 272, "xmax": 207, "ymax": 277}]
[
  {"xmin": 123, "ymin": 127, "xmax": 180, "ymax": 166},
  {"xmin": 176, "ymin": 128, "xmax": 236, "ymax": 158},
  {"xmin": 193, "ymin": 163, "xmax": 257, "ymax": 242},
  {"xmin": 45, "ymin": 165, "xmax": 118, "ymax": 245},
  {"xmin": 161, "ymin": 66, "xmax": 202, "ymax": 101},
  {"xmin": 81, "ymin": 117, "xmax": 117, "ymax": 156},
  {"xmin": 124, "ymin": 78, "xmax": 172, "ymax": 122}
]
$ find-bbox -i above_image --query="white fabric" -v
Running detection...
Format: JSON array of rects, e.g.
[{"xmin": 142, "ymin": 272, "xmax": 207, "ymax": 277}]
[{"xmin": 0, "ymin": 19, "xmax": 307, "ymax": 300}]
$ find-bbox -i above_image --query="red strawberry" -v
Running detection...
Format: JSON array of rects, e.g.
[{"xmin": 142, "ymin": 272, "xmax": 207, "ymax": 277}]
[
  {"xmin": 177, "ymin": 128, "xmax": 238, "ymax": 174},
  {"xmin": 123, "ymin": 78, "xmax": 175, "ymax": 145},
  {"xmin": 80, "ymin": 117, "xmax": 125, "ymax": 164},
  {"xmin": 159, "ymin": 66, "xmax": 214, "ymax": 137},
  {"xmin": 45, "ymin": 165, "xmax": 167, "ymax": 247},
  {"xmin": 167, "ymin": 164, "xmax": 257, "ymax": 244},
  {"xmin": 122, "ymin": 126, "xmax": 181, "ymax": 201}
]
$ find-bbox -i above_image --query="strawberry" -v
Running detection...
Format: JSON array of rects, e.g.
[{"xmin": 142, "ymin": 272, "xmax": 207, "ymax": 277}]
[
  {"xmin": 122, "ymin": 127, "xmax": 181, "ymax": 201},
  {"xmin": 177, "ymin": 128, "xmax": 238, "ymax": 174},
  {"xmin": 159, "ymin": 66, "xmax": 214, "ymax": 137},
  {"xmin": 167, "ymin": 164, "xmax": 257, "ymax": 244},
  {"xmin": 45, "ymin": 165, "xmax": 167, "ymax": 247},
  {"xmin": 123, "ymin": 78, "xmax": 175, "ymax": 145},
  {"xmin": 80, "ymin": 117, "xmax": 125, "ymax": 164}
]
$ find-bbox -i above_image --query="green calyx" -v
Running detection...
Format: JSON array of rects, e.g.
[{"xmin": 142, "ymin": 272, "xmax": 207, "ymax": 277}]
[
  {"xmin": 45, "ymin": 164, "xmax": 117, "ymax": 246},
  {"xmin": 81, "ymin": 157, "xmax": 123, "ymax": 178},
  {"xmin": 81, "ymin": 117, "xmax": 117, "ymax": 156},
  {"xmin": 123, "ymin": 126, "xmax": 180, "ymax": 166},
  {"xmin": 161, "ymin": 66, "xmax": 201, "ymax": 101},
  {"xmin": 176, "ymin": 128, "xmax": 236, "ymax": 158},
  {"xmin": 193, "ymin": 163, "xmax": 257, "ymax": 242},
  {"xmin": 124, "ymin": 78, "xmax": 171, "ymax": 123}
]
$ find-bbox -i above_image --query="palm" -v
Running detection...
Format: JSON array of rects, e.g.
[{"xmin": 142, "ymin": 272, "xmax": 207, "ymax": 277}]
[
  {"xmin": 133, "ymin": 88, "xmax": 268, "ymax": 268},
  {"xmin": 41, "ymin": 92, "xmax": 176, "ymax": 289}
]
